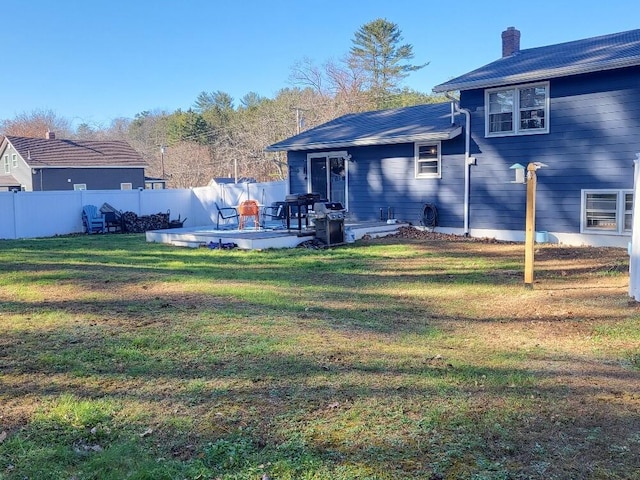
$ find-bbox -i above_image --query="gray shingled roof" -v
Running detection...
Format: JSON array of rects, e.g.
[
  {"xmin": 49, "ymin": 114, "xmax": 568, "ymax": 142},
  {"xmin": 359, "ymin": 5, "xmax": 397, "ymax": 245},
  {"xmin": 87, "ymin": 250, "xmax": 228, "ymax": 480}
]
[
  {"xmin": 433, "ymin": 28, "xmax": 640, "ymax": 93},
  {"xmin": 4, "ymin": 136, "xmax": 147, "ymax": 168},
  {"xmin": 266, "ymin": 102, "xmax": 461, "ymax": 152}
]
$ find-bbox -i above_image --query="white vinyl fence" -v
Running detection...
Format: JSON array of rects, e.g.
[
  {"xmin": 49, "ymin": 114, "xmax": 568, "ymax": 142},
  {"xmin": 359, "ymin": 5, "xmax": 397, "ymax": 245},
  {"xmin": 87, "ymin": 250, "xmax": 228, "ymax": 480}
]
[{"xmin": 0, "ymin": 180, "xmax": 287, "ymax": 240}]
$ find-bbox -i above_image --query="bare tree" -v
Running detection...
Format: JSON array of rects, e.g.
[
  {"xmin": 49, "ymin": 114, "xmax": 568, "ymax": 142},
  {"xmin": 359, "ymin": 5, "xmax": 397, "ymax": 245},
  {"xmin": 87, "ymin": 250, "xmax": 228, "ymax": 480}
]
[
  {"xmin": 289, "ymin": 57, "xmax": 328, "ymax": 96},
  {"xmin": 0, "ymin": 109, "xmax": 72, "ymax": 138},
  {"xmin": 163, "ymin": 141, "xmax": 215, "ymax": 188},
  {"xmin": 124, "ymin": 110, "xmax": 171, "ymax": 179}
]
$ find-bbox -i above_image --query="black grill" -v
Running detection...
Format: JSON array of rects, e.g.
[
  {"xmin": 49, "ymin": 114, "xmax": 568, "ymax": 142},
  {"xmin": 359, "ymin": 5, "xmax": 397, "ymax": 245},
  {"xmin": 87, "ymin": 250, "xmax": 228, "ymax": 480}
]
[{"xmin": 313, "ymin": 201, "xmax": 346, "ymax": 246}]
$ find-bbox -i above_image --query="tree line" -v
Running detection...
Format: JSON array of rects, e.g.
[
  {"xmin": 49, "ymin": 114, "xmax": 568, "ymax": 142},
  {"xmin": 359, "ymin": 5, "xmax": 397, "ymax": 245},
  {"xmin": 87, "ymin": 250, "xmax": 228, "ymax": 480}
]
[{"xmin": 0, "ymin": 19, "xmax": 447, "ymax": 188}]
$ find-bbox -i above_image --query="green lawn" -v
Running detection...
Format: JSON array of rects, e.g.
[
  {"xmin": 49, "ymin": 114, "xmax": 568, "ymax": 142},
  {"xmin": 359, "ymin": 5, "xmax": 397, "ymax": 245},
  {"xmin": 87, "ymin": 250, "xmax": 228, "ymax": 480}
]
[{"xmin": 0, "ymin": 234, "xmax": 638, "ymax": 479}]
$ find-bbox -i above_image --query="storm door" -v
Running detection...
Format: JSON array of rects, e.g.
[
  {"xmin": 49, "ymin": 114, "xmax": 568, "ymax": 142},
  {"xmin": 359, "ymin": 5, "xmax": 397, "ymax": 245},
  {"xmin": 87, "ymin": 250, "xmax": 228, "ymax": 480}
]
[{"xmin": 307, "ymin": 151, "xmax": 348, "ymax": 208}]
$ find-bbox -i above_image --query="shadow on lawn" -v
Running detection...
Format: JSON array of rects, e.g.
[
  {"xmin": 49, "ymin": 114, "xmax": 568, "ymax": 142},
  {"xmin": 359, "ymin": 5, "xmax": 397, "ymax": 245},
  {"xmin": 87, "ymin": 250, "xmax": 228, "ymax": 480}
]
[
  {"xmin": 1, "ymin": 325, "xmax": 639, "ymax": 478},
  {"xmin": 1, "ymin": 236, "xmax": 637, "ymax": 477}
]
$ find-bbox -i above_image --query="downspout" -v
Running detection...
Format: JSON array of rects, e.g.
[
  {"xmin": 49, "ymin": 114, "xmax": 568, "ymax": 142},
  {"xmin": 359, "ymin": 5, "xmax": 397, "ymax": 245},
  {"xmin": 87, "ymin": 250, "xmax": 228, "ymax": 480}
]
[{"xmin": 445, "ymin": 93, "xmax": 472, "ymax": 236}]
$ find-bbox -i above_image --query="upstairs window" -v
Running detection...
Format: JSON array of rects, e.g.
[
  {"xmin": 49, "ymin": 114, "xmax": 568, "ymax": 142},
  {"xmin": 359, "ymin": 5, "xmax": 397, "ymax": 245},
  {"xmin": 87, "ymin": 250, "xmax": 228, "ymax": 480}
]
[
  {"xmin": 486, "ymin": 82, "xmax": 549, "ymax": 136},
  {"xmin": 11, "ymin": 154, "xmax": 17, "ymax": 168},
  {"xmin": 3, "ymin": 155, "xmax": 9, "ymax": 173},
  {"xmin": 415, "ymin": 142, "xmax": 441, "ymax": 179}
]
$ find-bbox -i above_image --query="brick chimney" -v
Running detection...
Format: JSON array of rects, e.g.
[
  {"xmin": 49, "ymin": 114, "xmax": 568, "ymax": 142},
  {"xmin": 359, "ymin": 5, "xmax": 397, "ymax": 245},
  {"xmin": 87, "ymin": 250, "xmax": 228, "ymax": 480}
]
[
  {"xmin": 46, "ymin": 130, "xmax": 55, "ymax": 140},
  {"xmin": 502, "ymin": 26, "xmax": 521, "ymax": 57}
]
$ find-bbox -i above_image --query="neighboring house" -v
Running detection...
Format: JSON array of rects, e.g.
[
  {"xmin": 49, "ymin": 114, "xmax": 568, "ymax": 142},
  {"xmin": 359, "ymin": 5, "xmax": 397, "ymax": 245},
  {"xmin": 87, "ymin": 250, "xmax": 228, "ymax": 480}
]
[
  {"xmin": 267, "ymin": 27, "xmax": 640, "ymax": 247},
  {"xmin": 145, "ymin": 177, "xmax": 167, "ymax": 189},
  {"xmin": 0, "ymin": 132, "xmax": 148, "ymax": 192}
]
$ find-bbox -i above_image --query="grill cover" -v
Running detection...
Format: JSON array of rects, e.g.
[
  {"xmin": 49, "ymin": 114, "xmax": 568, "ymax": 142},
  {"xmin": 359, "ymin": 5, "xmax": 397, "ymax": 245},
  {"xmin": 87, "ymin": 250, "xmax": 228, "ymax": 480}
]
[
  {"xmin": 285, "ymin": 193, "xmax": 322, "ymax": 203},
  {"xmin": 314, "ymin": 202, "xmax": 345, "ymax": 219}
]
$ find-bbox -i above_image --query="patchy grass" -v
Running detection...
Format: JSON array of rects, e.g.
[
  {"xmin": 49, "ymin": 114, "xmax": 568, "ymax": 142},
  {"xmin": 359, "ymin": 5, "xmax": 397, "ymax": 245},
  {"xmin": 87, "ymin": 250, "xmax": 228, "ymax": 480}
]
[{"xmin": 0, "ymin": 234, "xmax": 638, "ymax": 479}]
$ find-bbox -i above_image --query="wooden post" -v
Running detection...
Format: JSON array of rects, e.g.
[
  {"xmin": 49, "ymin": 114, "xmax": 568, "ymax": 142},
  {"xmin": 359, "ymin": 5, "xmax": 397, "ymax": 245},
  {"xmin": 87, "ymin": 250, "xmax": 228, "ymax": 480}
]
[{"xmin": 524, "ymin": 163, "xmax": 537, "ymax": 288}]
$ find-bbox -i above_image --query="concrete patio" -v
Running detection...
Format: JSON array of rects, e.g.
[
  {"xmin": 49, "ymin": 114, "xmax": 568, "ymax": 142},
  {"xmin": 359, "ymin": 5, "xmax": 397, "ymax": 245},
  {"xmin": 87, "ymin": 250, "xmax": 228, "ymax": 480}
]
[{"xmin": 145, "ymin": 220, "xmax": 407, "ymax": 250}]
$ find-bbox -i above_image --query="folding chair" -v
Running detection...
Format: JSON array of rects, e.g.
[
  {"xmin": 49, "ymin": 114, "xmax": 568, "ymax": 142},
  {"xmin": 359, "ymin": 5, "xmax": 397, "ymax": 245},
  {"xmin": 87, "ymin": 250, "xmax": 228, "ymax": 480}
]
[
  {"xmin": 214, "ymin": 202, "xmax": 239, "ymax": 229},
  {"xmin": 238, "ymin": 200, "xmax": 260, "ymax": 229},
  {"xmin": 261, "ymin": 202, "xmax": 287, "ymax": 229}
]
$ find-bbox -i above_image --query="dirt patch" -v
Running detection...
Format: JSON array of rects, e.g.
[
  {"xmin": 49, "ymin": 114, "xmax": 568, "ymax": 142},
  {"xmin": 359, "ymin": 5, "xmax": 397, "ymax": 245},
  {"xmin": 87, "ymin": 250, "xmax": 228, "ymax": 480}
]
[
  {"xmin": 362, "ymin": 227, "xmax": 639, "ymax": 473},
  {"xmin": 379, "ymin": 225, "xmax": 629, "ymax": 276}
]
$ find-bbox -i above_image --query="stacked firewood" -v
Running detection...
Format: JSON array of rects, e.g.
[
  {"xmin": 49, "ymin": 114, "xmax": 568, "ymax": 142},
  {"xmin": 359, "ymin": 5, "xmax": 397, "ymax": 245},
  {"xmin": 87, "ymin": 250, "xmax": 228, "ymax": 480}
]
[{"xmin": 121, "ymin": 211, "xmax": 170, "ymax": 233}]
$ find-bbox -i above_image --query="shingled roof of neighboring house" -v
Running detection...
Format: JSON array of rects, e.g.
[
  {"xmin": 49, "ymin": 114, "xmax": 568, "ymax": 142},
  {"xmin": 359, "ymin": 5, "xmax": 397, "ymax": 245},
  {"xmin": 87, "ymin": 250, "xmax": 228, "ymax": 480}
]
[
  {"xmin": 3, "ymin": 135, "xmax": 147, "ymax": 168},
  {"xmin": 433, "ymin": 28, "xmax": 640, "ymax": 93},
  {"xmin": 266, "ymin": 102, "xmax": 461, "ymax": 152},
  {"xmin": 0, "ymin": 174, "xmax": 20, "ymax": 187}
]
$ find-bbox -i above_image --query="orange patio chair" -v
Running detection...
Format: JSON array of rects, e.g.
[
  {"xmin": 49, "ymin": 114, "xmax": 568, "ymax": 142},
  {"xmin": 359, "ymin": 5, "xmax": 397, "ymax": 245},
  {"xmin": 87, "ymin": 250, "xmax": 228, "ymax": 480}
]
[{"xmin": 238, "ymin": 200, "xmax": 260, "ymax": 229}]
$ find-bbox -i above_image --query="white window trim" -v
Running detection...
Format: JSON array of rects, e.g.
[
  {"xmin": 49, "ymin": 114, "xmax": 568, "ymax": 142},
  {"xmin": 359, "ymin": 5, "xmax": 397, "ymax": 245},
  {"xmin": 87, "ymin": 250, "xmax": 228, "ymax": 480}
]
[
  {"xmin": 73, "ymin": 184, "xmax": 87, "ymax": 191},
  {"xmin": 414, "ymin": 142, "xmax": 441, "ymax": 179},
  {"xmin": 581, "ymin": 189, "xmax": 633, "ymax": 235},
  {"xmin": 3, "ymin": 155, "xmax": 9, "ymax": 173},
  {"xmin": 485, "ymin": 81, "xmax": 550, "ymax": 137},
  {"xmin": 11, "ymin": 154, "xmax": 17, "ymax": 168},
  {"xmin": 120, "ymin": 182, "xmax": 133, "ymax": 190}
]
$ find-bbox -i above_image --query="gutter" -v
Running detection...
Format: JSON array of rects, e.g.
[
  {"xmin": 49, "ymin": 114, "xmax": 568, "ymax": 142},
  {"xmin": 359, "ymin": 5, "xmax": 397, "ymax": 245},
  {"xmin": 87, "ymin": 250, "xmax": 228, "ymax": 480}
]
[
  {"xmin": 445, "ymin": 93, "xmax": 473, "ymax": 236},
  {"xmin": 265, "ymin": 127, "xmax": 462, "ymax": 152}
]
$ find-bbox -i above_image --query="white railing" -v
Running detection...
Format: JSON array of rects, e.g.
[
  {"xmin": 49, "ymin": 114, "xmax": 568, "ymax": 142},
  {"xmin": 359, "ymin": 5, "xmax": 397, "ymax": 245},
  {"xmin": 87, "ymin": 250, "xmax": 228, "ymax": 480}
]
[{"xmin": 0, "ymin": 181, "xmax": 287, "ymax": 240}]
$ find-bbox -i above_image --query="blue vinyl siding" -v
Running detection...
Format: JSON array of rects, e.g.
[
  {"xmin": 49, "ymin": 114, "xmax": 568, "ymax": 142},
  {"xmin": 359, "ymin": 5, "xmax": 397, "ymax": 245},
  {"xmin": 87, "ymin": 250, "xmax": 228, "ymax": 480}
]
[
  {"xmin": 288, "ymin": 138, "xmax": 466, "ymax": 227},
  {"xmin": 285, "ymin": 66, "xmax": 640, "ymax": 236},
  {"xmin": 32, "ymin": 167, "xmax": 146, "ymax": 191},
  {"xmin": 460, "ymin": 65, "xmax": 640, "ymax": 234}
]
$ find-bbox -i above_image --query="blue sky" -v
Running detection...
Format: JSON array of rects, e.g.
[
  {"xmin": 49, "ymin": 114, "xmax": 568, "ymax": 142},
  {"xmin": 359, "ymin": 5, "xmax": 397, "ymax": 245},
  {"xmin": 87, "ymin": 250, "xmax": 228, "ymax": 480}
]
[{"xmin": 2, "ymin": 0, "xmax": 639, "ymax": 129}]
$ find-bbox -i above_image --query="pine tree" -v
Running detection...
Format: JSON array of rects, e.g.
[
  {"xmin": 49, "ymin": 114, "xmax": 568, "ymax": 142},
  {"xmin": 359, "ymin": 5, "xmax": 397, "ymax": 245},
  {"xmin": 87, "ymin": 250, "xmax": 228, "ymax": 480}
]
[{"xmin": 349, "ymin": 18, "xmax": 427, "ymax": 108}]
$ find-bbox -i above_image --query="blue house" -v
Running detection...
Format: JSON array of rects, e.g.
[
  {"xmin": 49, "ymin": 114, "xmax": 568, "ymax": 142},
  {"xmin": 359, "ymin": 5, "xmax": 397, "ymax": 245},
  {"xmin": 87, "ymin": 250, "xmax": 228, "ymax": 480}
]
[{"xmin": 267, "ymin": 27, "xmax": 640, "ymax": 247}]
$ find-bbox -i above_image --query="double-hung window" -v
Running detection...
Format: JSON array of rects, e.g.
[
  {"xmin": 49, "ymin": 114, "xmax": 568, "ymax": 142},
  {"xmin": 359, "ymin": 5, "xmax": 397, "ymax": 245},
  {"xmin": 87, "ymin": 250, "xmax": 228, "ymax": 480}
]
[
  {"xmin": 3, "ymin": 155, "xmax": 9, "ymax": 173},
  {"xmin": 582, "ymin": 190, "xmax": 633, "ymax": 235},
  {"xmin": 11, "ymin": 154, "xmax": 17, "ymax": 168},
  {"xmin": 486, "ymin": 82, "xmax": 549, "ymax": 136},
  {"xmin": 415, "ymin": 142, "xmax": 441, "ymax": 179}
]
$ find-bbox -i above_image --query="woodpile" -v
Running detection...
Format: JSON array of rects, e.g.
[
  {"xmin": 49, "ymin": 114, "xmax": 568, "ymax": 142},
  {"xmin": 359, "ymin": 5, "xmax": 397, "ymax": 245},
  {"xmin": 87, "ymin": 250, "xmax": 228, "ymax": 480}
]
[{"xmin": 121, "ymin": 211, "xmax": 170, "ymax": 233}]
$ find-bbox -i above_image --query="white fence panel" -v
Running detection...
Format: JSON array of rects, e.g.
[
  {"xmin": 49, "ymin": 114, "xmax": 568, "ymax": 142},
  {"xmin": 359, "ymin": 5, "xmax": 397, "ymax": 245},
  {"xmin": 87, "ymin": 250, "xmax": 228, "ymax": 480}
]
[
  {"xmin": 15, "ymin": 191, "xmax": 82, "ymax": 238},
  {"xmin": 138, "ymin": 189, "xmax": 193, "ymax": 220},
  {"xmin": 214, "ymin": 180, "xmax": 288, "ymax": 208},
  {"xmin": 0, "ymin": 194, "xmax": 17, "ymax": 239},
  {"xmin": 192, "ymin": 186, "xmax": 221, "ymax": 226},
  {"xmin": 0, "ymin": 181, "xmax": 287, "ymax": 240},
  {"xmin": 193, "ymin": 181, "xmax": 287, "ymax": 225},
  {"xmin": 82, "ymin": 189, "xmax": 195, "ymax": 223}
]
